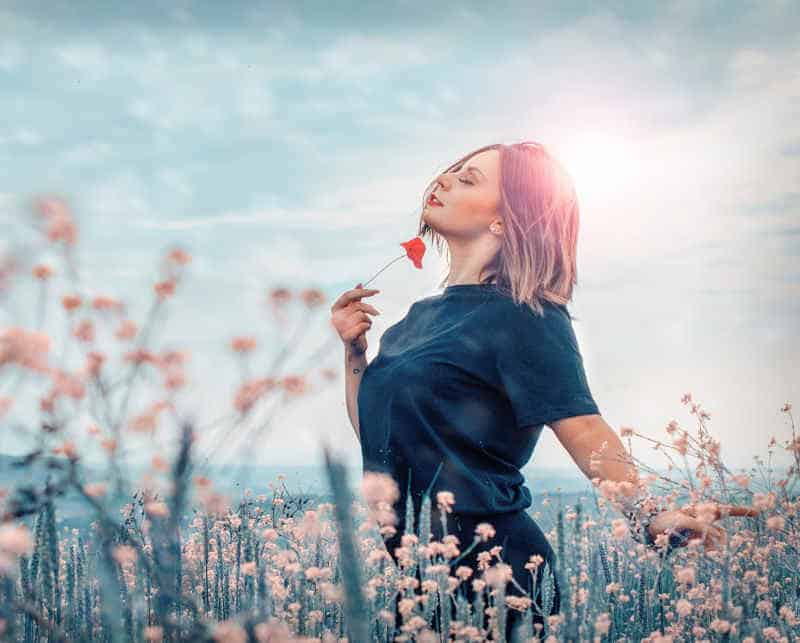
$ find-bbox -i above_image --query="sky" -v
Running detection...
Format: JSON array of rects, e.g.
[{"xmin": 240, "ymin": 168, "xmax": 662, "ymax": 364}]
[{"xmin": 1, "ymin": 0, "xmax": 798, "ymax": 480}]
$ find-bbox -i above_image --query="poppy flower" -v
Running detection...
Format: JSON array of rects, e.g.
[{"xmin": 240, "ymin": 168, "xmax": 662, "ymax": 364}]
[
  {"xmin": 400, "ymin": 237, "xmax": 426, "ymax": 269},
  {"xmin": 361, "ymin": 236, "xmax": 426, "ymax": 288}
]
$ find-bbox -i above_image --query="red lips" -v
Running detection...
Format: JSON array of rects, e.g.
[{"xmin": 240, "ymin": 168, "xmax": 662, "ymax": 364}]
[{"xmin": 428, "ymin": 193, "xmax": 443, "ymax": 206}]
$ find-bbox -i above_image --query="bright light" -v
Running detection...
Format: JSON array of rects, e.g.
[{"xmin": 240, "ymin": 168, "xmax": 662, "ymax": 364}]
[{"xmin": 553, "ymin": 132, "xmax": 644, "ymax": 208}]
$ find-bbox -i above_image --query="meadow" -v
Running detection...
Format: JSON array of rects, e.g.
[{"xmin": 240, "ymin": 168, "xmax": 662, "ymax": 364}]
[{"xmin": 0, "ymin": 196, "xmax": 798, "ymax": 642}]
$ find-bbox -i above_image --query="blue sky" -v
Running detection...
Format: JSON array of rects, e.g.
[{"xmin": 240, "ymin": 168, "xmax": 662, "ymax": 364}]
[{"xmin": 0, "ymin": 0, "xmax": 798, "ymax": 476}]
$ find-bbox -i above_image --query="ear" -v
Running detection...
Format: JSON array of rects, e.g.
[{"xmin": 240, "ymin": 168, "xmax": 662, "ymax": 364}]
[{"xmin": 489, "ymin": 220, "xmax": 503, "ymax": 235}]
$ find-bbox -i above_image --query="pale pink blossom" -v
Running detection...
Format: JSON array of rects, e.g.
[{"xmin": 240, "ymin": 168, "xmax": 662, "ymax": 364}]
[
  {"xmin": 83, "ymin": 482, "xmax": 108, "ymax": 498},
  {"xmin": 154, "ymin": 278, "xmax": 176, "ymax": 300},
  {"xmin": 32, "ymin": 264, "xmax": 53, "ymax": 280},
  {"xmin": 361, "ymin": 471, "xmax": 400, "ymax": 507},
  {"xmin": 710, "ymin": 619, "xmax": 731, "ymax": 634},
  {"xmin": 594, "ymin": 613, "xmax": 611, "ymax": 635},
  {"xmin": 0, "ymin": 327, "xmax": 51, "ymax": 372},
  {"xmin": 474, "ymin": 522, "xmax": 496, "ymax": 542},
  {"xmin": 166, "ymin": 248, "xmax": 191, "ymax": 265},
  {"xmin": 36, "ymin": 197, "xmax": 78, "ymax": 245},
  {"xmin": 280, "ymin": 374, "xmax": 308, "ymax": 396},
  {"xmin": 51, "ymin": 369, "xmax": 85, "ymax": 400},
  {"xmin": 115, "ymin": 319, "xmax": 138, "ymax": 341},
  {"xmin": 233, "ymin": 377, "xmax": 276, "ymax": 413},
  {"xmin": 766, "ymin": 515, "xmax": 785, "ymax": 531},
  {"xmin": 0, "ymin": 396, "xmax": 12, "ymax": 419},
  {"xmin": 612, "ymin": 518, "xmax": 630, "ymax": 540},
  {"xmin": 91, "ymin": 295, "xmax": 123, "ymax": 312},
  {"xmin": 732, "ymin": 474, "xmax": 751, "ymax": 488},
  {"xmin": 61, "ymin": 294, "xmax": 82, "ymax": 312},
  {"xmin": 675, "ymin": 566, "xmax": 696, "ymax": 585},
  {"xmin": 72, "ymin": 319, "xmax": 95, "ymax": 343},
  {"xmin": 675, "ymin": 598, "xmax": 692, "ymax": 617},
  {"xmin": 436, "ymin": 490, "xmax": 456, "ymax": 513},
  {"xmin": 0, "ymin": 524, "xmax": 34, "ymax": 556},
  {"xmin": 213, "ymin": 621, "xmax": 247, "ymax": 643},
  {"xmin": 112, "ymin": 545, "xmax": 138, "ymax": 567},
  {"xmin": 144, "ymin": 502, "xmax": 169, "ymax": 518},
  {"xmin": 230, "ymin": 336, "xmax": 257, "ymax": 353},
  {"xmin": 85, "ymin": 351, "xmax": 106, "ymax": 377}
]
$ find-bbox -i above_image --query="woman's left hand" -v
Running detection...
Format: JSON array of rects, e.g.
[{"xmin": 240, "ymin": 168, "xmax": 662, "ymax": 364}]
[{"xmin": 646, "ymin": 502, "xmax": 761, "ymax": 552}]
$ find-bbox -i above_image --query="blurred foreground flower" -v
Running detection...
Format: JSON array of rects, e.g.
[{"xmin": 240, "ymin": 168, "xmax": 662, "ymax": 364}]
[{"xmin": 35, "ymin": 195, "xmax": 78, "ymax": 245}]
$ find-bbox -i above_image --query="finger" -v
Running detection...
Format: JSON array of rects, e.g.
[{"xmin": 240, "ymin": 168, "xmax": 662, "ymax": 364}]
[
  {"xmin": 354, "ymin": 302, "xmax": 381, "ymax": 316},
  {"xmin": 346, "ymin": 310, "xmax": 373, "ymax": 325},
  {"xmin": 723, "ymin": 505, "xmax": 761, "ymax": 518},
  {"xmin": 330, "ymin": 288, "xmax": 381, "ymax": 312},
  {"xmin": 342, "ymin": 322, "xmax": 371, "ymax": 342},
  {"xmin": 707, "ymin": 526, "xmax": 726, "ymax": 551},
  {"xmin": 347, "ymin": 302, "xmax": 380, "ymax": 317}
]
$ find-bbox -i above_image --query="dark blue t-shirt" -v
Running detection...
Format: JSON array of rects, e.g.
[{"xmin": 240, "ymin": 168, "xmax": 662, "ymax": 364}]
[{"xmin": 357, "ymin": 283, "xmax": 600, "ymax": 518}]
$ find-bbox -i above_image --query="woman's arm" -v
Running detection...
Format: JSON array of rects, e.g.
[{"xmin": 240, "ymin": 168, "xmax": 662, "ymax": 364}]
[
  {"xmin": 344, "ymin": 344, "xmax": 368, "ymax": 443},
  {"xmin": 549, "ymin": 414, "xmax": 640, "ymax": 495},
  {"xmin": 550, "ymin": 414, "xmax": 758, "ymax": 550}
]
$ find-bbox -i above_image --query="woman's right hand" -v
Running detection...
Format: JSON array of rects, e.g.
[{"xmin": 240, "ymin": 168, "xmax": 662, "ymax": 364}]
[{"xmin": 330, "ymin": 282, "xmax": 381, "ymax": 356}]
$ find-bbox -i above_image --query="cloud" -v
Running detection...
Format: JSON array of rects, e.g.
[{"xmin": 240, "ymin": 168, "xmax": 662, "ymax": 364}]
[
  {"xmin": 314, "ymin": 33, "xmax": 434, "ymax": 80},
  {"xmin": 0, "ymin": 40, "xmax": 24, "ymax": 71},
  {"xmin": 80, "ymin": 171, "xmax": 159, "ymax": 225},
  {"xmin": 133, "ymin": 170, "xmax": 428, "ymax": 232},
  {"xmin": 57, "ymin": 141, "xmax": 113, "ymax": 167},
  {"xmin": 53, "ymin": 42, "xmax": 112, "ymax": 81},
  {"xmin": 157, "ymin": 168, "xmax": 194, "ymax": 198},
  {"xmin": 0, "ymin": 128, "xmax": 45, "ymax": 146}
]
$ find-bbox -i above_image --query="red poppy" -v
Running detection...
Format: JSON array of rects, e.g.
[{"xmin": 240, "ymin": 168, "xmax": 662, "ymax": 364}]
[{"xmin": 400, "ymin": 236, "xmax": 426, "ymax": 269}]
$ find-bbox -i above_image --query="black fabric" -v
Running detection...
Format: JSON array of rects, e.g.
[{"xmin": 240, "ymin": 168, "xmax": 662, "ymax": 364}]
[{"xmin": 357, "ymin": 283, "xmax": 600, "ymax": 518}]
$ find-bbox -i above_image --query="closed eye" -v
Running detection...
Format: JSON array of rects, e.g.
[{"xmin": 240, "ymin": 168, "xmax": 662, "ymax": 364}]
[{"xmin": 459, "ymin": 178, "xmax": 473, "ymax": 185}]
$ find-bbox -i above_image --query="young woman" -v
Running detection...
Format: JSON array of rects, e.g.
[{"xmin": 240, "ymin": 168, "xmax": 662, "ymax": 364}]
[{"xmin": 330, "ymin": 141, "xmax": 756, "ymax": 640}]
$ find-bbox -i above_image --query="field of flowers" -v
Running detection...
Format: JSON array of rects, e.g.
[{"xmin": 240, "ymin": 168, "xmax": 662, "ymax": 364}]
[{"xmin": 0, "ymin": 196, "xmax": 798, "ymax": 642}]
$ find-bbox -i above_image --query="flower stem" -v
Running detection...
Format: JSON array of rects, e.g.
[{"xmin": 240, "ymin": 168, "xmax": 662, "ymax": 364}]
[{"xmin": 362, "ymin": 254, "xmax": 404, "ymax": 288}]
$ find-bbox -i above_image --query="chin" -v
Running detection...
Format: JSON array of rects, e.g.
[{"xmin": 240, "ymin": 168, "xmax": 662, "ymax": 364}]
[{"xmin": 422, "ymin": 208, "xmax": 441, "ymax": 232}]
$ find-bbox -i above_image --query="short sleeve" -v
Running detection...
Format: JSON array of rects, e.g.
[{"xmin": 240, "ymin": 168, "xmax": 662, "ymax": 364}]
[{"xmin": 493, "ymin": 303, "xmax": 600, "ymax": 428}]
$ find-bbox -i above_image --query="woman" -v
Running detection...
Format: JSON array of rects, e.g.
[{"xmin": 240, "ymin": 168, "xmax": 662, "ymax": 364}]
[{"xmin": 330, "ymin": 141, "xmax": 756, "ymax": 641}]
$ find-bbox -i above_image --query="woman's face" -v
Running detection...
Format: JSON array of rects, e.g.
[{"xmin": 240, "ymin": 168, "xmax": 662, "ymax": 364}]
[{"xmin": 422, "ymin": 148, "xmax": 502, "ymax": 240}]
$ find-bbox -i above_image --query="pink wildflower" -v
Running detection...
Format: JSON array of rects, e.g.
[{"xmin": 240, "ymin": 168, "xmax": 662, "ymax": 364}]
[
  {"xmin": 474, "ymin": 522, "xmax": 496, "ymax": 542},
  {"xmin": 61, "ymin": 294, "xmax": 82, "ymax": 312},
  {"xmin": 32, "ymin": 264, "xmax": 53, "ymax": 280},
  {"xmin": 72, "ymin": 319, "xmax": 95, "ymax": 343},
  {"xmin": 0, "ymin": 523, "xmax": 34, "ymax": 556},
  {"xmin": 233, "ymin": 377, "xmax": 276, "ymax": 413},
  {"xmin": 230, "ymin": 336, "xmax": 257, "ymax": 353},
  {"xmin": 0, "ymin": 327, "xmax": 51, "ymax": 372},
  {"xmin": 436, "ymin": 490, "xmax": 456, "ymax": 514},
  {"xmin": 91, "ymin": 295, "xmax": 123, "ymax": 311},
  {"xmin": 484, "ymin": 562, "xmax": 513, "ymax": 588},
  {"xmin": 115, "ymin": 319, "xmax": 138, "ymax": 340},
  {"xmin": 83, "ymin": 482, "xmax": 108, "ymax": 498},
  {"xmin": 112, "ymin": 544, "xmax": 138, "ymax": 567}
]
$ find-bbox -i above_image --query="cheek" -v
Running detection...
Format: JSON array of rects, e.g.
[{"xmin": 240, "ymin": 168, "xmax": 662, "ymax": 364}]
[{"xmin": 458, "ymin": 191, "xmax": 496, "ymax": 219}]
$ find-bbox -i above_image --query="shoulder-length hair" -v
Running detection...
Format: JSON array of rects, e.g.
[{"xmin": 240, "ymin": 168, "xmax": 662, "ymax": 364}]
[{"xmin": 417, "ymin": 141, "xmax": 584, "ymax": 320}]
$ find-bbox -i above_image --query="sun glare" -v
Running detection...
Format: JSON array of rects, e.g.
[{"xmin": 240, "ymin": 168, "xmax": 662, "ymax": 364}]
[{"xmin": 554, "ymin": 132, "xmax": 643, "ymax": 207}]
